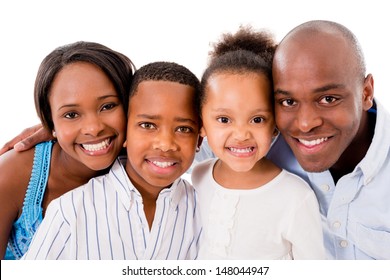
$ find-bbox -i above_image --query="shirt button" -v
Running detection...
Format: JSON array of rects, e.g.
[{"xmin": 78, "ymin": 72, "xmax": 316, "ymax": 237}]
[
  {"xmin": 333, "ymin": 221, "xmax": 341, "ymax": 229},
  {"xmin": 340, "ymin": 240, "xmax": 348, "ymax": 248},
  {"xmin": 321, "ymin": 184, "xmax": 330, "ymax": 192}
]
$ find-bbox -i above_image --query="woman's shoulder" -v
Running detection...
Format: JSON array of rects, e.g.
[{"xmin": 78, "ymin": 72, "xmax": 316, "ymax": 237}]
[{"xmin": 0, "ymin": 146, "xmax": 37, "ymax": 212}]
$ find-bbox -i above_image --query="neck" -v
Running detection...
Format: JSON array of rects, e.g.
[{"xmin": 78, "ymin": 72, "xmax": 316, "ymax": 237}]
[
  {"xmin": 330, "ymin": 111, "xmax": 376, "ymax": 183},
  {"xmin": 52, "ymin": 143, "xmax": 107, "ymax": 186},
  {"xmin": 213, "ymin": 158, "xmax": 281, "ymax": 189}
]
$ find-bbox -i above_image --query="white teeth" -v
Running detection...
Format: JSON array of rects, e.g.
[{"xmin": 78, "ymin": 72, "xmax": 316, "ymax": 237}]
[
  {"xmin": 152, "ymin": 161, "xmax": 175, "ymax": 168},
  {"xmin": 82, "ymin": 139, "xmax": 110, "ymax": 152},
  {"xmin": 229, "ymin": 147, "xmax": 253, "ymax": 153},
  {"xmin": 298, "ymin": 137, "xmax": 328, "ymax": 147}
]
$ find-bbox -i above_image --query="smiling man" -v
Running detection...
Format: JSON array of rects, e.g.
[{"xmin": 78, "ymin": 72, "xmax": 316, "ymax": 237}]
[{"xmin": 268, "ymin": 20, "xmax": 390, "ymax": 260}]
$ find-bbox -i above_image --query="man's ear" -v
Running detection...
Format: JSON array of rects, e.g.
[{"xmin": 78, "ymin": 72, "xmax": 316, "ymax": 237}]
[{"xmin": 362, "ymin": 74, "xmax": 374, "ymax": 111}]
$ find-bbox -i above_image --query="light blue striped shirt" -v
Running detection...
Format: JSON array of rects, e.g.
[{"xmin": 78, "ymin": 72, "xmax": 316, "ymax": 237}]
[
  {"xmin": 267, "ymin": 100, "xmax": 390, "ymax": 260},
  {"xmin": 22, "ymin": 157, "xmax": 202, "ymax": 260}
]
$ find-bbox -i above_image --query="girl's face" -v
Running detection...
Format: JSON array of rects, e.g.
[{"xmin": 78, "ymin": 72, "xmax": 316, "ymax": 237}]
[
  {"xmin": 201, "ymin": 72, "xmax": 275, "ymax": 173},
  {"xmin": 49, "ymin": 62, "xmax": 126, "ymax": 171}
]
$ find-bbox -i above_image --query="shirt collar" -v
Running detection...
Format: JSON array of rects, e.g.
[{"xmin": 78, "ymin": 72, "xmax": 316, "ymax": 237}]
[
  {"xmin": 355, "ymin": 100, "xmax": 390, "ymax": 185},
  {"xmin": 108, "ymin": 157, "xmax": 186, "ymax": 210}
]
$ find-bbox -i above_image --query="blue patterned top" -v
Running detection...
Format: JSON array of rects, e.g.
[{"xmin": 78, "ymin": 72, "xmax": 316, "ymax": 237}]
[{"xmin": 5, "ymin": 141, "xmax": 53, "ymax": 260}]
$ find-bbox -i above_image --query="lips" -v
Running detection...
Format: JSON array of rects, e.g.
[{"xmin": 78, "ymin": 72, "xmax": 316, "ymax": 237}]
[
  {"xmin": 81, "ymin": 138, "xmax": 111, "ymax": 152},
  {"xmin": 150, "ymin": 160, "xmax": 176, "ymax": 168},
  {"xmin": 228, "ymin": 147, "xmax": 254, "ymax": 153},
  {"xmin": 297, "ymin": 137, "xmax": 328, "ymax": 147}
]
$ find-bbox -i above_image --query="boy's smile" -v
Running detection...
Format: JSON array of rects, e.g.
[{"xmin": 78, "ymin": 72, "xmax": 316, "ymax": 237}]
[{"xmin": 125, "ymin": 80, "xmax": 201, "ymax": 195}]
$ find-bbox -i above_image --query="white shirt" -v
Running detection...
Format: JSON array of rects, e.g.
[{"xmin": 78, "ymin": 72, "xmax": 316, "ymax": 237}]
[
  {"xmin": 22, "ymin": 157, "xmax": 202, "ymax": 260},
  {"xmin": 267, "ymin": 100, "xmax": 390, "ymax": 259},
  {"xmin": 191, "ymin": 158, "xmax": 326, "ymax": 260}
]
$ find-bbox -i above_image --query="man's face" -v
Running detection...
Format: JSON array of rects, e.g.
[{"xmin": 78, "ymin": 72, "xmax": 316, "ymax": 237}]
[{"xmin": 273, "ymin": 33, "xmax": 373, "ymax": 172}]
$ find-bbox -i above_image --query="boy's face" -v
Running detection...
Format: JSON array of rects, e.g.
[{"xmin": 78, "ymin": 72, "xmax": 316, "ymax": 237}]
[
  {"xmin": 201, "ymin": 73, "xmax": 275, "ymax": 173},
  {"xmin": 125, "ymin": 80, "xmax": 201, "ymax": 193}
]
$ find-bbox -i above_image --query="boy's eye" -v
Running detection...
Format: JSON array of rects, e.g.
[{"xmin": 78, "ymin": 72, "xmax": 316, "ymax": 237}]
[
  {"xmin": 176, "ymin": 126, "xmax": 193, "ymax": 133},
  {"xmin": 217, "ymin": 117, "xmax": 230, "ymax": 124},
  {"xmin": 140, "ymin": 122, "xmax": 156, "ymax": 129},
  {"xmin": 64, "ymin": 112, "xmax": 79, "ymax": 119}
]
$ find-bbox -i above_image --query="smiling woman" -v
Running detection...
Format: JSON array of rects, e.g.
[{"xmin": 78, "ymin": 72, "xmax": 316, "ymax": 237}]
[{"xmin": 0, "ymin": 41, "xmax": 135, "ymax": 260}]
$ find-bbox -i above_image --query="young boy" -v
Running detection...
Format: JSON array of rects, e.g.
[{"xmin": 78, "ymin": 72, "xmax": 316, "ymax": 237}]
[{"xmin": 22, "ymin": 62, "xmax": 203, "ymax": 260}]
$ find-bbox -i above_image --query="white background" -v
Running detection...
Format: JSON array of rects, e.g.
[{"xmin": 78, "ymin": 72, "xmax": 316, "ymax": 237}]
[{"xmin": 1, "ymin": 0, "xmax": 389, "ymax": 147}]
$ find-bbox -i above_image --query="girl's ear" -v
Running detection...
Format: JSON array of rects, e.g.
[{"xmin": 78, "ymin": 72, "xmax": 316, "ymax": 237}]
[
  {"xmin": 123, "ymin": 140, "xmax": 127, "ymax": 148},
  {"xmin": 196, "ymin": 135, "xmax": 204, "ymax": 152},
  {"xmin": 200, "ymin": 126, "xmax": 207, "ymax": 138}
]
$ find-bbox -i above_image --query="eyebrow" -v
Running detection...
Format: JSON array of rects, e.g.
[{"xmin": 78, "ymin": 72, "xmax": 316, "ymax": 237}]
[
  {"xmin": 57, "ymin": 94, "xmax": 119, "ymax": 110},
  {"xmin": 136, "ymin": 114, "xmax": 198, "ymax": 125},
  {"xmin": 274, "ymin": 83, "xmax": 345, "ymax": 95},
  {"xmin": 211, "ymin": 107, "xmax": 273, "ymax": 114}
]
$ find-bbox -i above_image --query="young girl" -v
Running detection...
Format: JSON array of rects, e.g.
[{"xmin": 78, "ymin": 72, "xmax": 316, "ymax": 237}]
[
  {"xmin": 0, "ymin": 41, "xmax": 135, "ymax": 259},
  {"xmin": 192, "ymin": 26, "xmax": 326, "ymax": 259}
]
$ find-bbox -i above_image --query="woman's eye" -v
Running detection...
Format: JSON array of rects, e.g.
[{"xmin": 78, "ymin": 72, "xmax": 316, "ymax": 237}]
[
  {"xmin": 64, "ymin": 112, "xmax": 78, "ymax": 119},
  {"xmin": 101, "ymin": 103, "xmax": 116, "ymax": 111}
]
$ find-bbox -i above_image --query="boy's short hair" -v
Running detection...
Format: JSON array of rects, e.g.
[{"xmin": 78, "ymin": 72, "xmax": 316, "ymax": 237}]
[{"xmin": 129, "ymin": 61, "xmax": 201, "ymax": 119}]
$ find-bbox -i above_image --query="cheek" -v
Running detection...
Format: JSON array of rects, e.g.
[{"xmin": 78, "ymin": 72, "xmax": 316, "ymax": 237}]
[{"xmin": 274, "ymin": 109, "xmax": 291, "ymax": 129}]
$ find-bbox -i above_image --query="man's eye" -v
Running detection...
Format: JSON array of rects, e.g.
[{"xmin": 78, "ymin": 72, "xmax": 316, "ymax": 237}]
[
  {"xmin": 281, "ymin": 99, "xmax": 295, "ymax": 107},
  {"xmin": 320, "ymin": 96, "xmax": 337, "ymax": 104}
]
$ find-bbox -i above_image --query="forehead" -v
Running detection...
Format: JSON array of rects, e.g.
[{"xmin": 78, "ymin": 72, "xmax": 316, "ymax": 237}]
[
  {"xmin": 273, "ymin": 32, "xmax": 358, "ymax": 90},
  {"xmin": 129, "ymin": 80, "xmax": 197, "ymax": 115},
  {"xmin": 207, "ymin": 73, "xmax": 272, "ymax": 102},
  {"xmin": 50, "ymin": 62, "xmax": 115, "ymax": 100}
]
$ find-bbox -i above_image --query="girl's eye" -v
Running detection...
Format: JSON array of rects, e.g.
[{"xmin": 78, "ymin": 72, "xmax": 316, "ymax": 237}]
[
  {"xmin": 252, "ymin": 116, "xmax": 264, "ymax": 123},
  {"xmin": 64, "ymin": 112, "xmax": 78, "ymax": 119},
  {"xmin": 140, "ymin": 122, "xmax": 156, "ymax": 130},
  {"xmin": 217, "ymin": 117, "xmax": 230, "ymax": 124}
]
